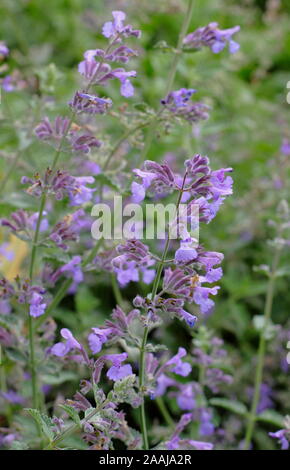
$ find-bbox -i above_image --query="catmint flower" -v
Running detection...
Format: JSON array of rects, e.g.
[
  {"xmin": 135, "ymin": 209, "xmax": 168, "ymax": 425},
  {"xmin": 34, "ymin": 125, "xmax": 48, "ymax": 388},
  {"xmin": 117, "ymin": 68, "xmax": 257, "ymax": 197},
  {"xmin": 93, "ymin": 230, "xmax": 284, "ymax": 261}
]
[
  {"xmin": 175, "ymin": 238, "xmax": 198, "ymax": 264},
  {"xmin": 34, "ymin": 116, "xmax": 71, "ymax": 143},
  {"xmin": 176, "ymin": 383, "xmax": 196, "ymax": 410},
  {"xmin": 269, "ymin": 429, "xmax": 289, "ymax": 450},
  {"xmin": 183, "ymin": 22, "xmax": 240, "ymax": 54},
  {"xmin": 49, "ymin": 214, "xmax": 79, "ymax": 251},
  {"xmin": 99, "ymin": 352, "xmax": 133, "ymax": 381},
  {"xmin": 165, "ymin": 347, "xmax": 192, "ymax": 376},
  {"xmin": 69, "ymin": 91, "xmax": 112, "ymax": 114},
  {"xmin": 112, "ymin": 240, "xmax": 156, "ymax": 287},
  {"xmin": 58, "ymin": 256, "xmax": 83, "ymax": 285},
  {"xmin": 1, "ymin": 209, "xmax": 48, "ymax": 234},
  {"xmin": 102, "ymin": 11, "xmax": 141, "ymax": 40},
  {"xmin": 50, "ymin": 328, "xmax": 82, "ymax": 357},
  {"xmin": 0, "ymin": 41, "xmax": 9, "ymax": 58},
  {"xmin": 161, "ymin": 88, "xmax": 210, "ymax": 123},
  {"xmin": 281, "ymin": 138, "xmax": 290, "ymax": 156},
  {"xmin": 29, "ymin": 291, "xmax": 47, "ymax": 317},
  {"xmin": 166, "ymin": 413, "xmax": 213, "ymax": 450},
  {"xmin": 131, "ymin": 160, "xmax": 176, "ymax": 202},
  {"xmin": 15, "ymin": 280, "xmax": 47, "ymax": 317},
  {"xmin": 22, "ymin": 169, "xmax": 95, "ymax": 204},
  {"xmin": 156, "ymin": 297, "xmax": 197, "ymax": 327},
  {"xmin": 69, "ymin": 133, "xmax": 102, "ymax": 155},
  {"xmin": 105, "ymin": 305, "xmax": 140, "ymax": 337},
  {"xmin": 35, "ymin": 117, "xmax": 102, "ymax": 154},
  {"xmin": 193, "ymin": 284, "xmax": 219, "ymax": 314},
  {"xmin": 88, "ymin": 327, "xmax": 114, "ymax": 354},
  {"xmin": 0, "ymin": 390, "xmax": 26, "ymax": 405}
]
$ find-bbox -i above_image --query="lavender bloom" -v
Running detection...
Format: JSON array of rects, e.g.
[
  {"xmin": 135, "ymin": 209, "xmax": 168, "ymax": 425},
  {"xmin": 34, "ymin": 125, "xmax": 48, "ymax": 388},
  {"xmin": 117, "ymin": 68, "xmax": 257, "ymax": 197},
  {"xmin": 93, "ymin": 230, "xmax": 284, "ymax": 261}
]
[
  {"xmin": 69, "ymin": 91, "xmax": 112, "ymax": 114},
  {"xmin": 50, "ymin": 328, "xmax": 82, "ymax": 357},
  {"xmin": 112, "ymin": 240, "xmax": 156, "ymax": 287},
  {"xmin": 102, "ymin": 11, "xmax": 141, "ymax": 40},
  {"xmin": 1, "ymin": 209, "xmax": 48, "ymax": 234},
  {"xmin": 35, "ymin": 116, "xmax": 70, "ymax": 142},
  {"xmin": 0, "ymin": 390, "xmax": 25, "ymax": 405},
  {"xmin": 156, "ymin": 297, "xmax": 197, "ymax": 327},
  {"xmin": 49, "ymin": 214, "xmax": 79, "ymax": 251},
  {"xmin": 269, "ymin": 429, "xmax": 289, "ymax": 450},
  {"xmin": 29, "ymin": 291, "xmax": 46, "ymax": 317},
  {"xmin": 88, "ymin": 327, "xmax": 114, "ymax": 354},
  {"xmin": 104, "ymin": 352, "xmax": 133, "ymax": 381},
  {"xmin": 161, "ymin": 88, "xmax": 210, "ymax": 123},
  {"xmin": 193, "ymin": 284, "xmax": 219, "ymax": 314},
  {"xmin": 58, "ymin": 256, "xmax": 83, "ymax": 284},
  {"xmin": 131, "ymin": 160, "xmax": 176, "ymax": 202},
  {"xmin": 22, "ymin": 169, "xmax": 95, "ymax": 203},
  {"xmin": 0, "ymin": 41, "xmax": 9, "ymax": 58},
  {"xmin": 166, "ymin": 413, "xmax": 213, "ymax": 450},
  {"xmin": 165, "ymin": 347, "xmax": 192, "ymax": 376},
  {"xmin": 69, "ymin": 133, "xmax": 102, "ymax": 155},
  {"xmin": 281, "ymin": 138, "xmax": 290, "ymax": 156},
  {"xmin": 175, "ymin": 239, "xmax": 198, "ymax": 264},
  {"xmin": 183, "ymin": 22, "xmax": 240, "ymax": 54},
  {"xmin": 176, "ymin": 384, "xmax": 196, "ymax": 410},
  {"xmin": 105, "ymin": 305, "xmax": 140, "ymax": 337},
  {"xmin": 199, "ymin": 408, "xmax": 215, "ymax": 436}
]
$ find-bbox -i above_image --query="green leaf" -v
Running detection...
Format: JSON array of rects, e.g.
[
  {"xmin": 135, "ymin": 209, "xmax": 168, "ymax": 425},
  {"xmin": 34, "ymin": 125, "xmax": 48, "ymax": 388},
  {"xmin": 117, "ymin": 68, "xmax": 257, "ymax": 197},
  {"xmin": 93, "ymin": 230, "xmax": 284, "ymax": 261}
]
[
  {"xmin": 209, "ymin": 398, "xmax": 248, "ymax": 416},
  {"xmin": 94, "ymin": 174, "xmax": 120, "ymax": 192},
  {"xmin": 41, "ymin": 371, "xmax": 78, "ymax": 386},
  {"xmin": 256, "ymin": 410, "xmax": 285, "ymax": 428},
  {"xmin": 59, "ymin": 404, "xmax": 81, "ymax": 427},
  {"xmin": 5, "ymin": 347, "xmax": 27, "ymax": 364},
  {"xmin": 25, "ymin": 408, "xmax": 54, "ymax": 442}
]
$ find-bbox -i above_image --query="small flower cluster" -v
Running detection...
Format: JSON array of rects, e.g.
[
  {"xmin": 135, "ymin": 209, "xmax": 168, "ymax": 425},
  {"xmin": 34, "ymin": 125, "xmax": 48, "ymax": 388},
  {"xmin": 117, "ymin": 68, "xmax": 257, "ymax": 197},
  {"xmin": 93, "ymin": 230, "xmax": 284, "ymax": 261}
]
[{"xmin": 183, "ymin": 22, "xmax": 240, "ymax": 54}]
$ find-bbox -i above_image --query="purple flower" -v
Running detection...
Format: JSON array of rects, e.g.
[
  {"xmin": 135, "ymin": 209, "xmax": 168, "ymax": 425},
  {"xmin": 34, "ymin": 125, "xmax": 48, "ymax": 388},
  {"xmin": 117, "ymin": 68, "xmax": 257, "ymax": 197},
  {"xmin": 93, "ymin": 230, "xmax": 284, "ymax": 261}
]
[
  {"xmin": 269, "ymin": 429, "xmax": 289, "ymax": 450},
  {"xmin": 50, "ymin": 328, "xmax": 82, "ymax": 357},
  {"xmin": 29, "ymin": 291, "xmax": 46, "ymax": 317},
  {"xmin": 113, "ymin": 240, "xmax": 156, "ymax": 287},
  {"xmin": 0, "ymin": 41, "xmax": 9, "ymax": 58},
  {"xmin": 183, "ymin": 22, "xmax": 240, "ymax": 54},
  {"xmin": 104, "ymin": 352, "xmax": 133, "ymax": 381},
  {"xmin": 59, "ymin": 256, "xmax": 83, "ymax": 284},
  {"xmin": 164, "ymin": 347, "xmax": 192, "ymax": 377},
  {"xmin": 175, "ymin": 239, "xmax": 198, "ymax": 264},
  {"xmin": 88, "ymin": 327, "xmax": 114, "ymax": 354},
  {"xmin": 1, "ymin": 390, "xmax": 25, "ymax": 405},
  {"xmin": 34, "ymin": 116, "xmax": 71, "ymax": 142},
  {"xmin": 161, "ymin": 88, "xmax": 210, "ymax": 123},
  {"xmin": 102, "ymin": 11, "xmax": 141, "ymax": 40},
  {"xmin": 281, "ymin": 138, "xmax": 290, "ymax": 156},
  {"xmin": 1, "ymin": 209, "xmax": 48, "ymax": 234},
  {"xmin": 49, "ymin": 214, "xmax": 79, "ymax": 251},
  {"xmin": 176, "ymin": 384, "xmax": 196, "ymax": 410},
  {"xmin": 193, "ymin": 285, "xmax": 219, "ymax": 314},
  {"xmin": 166, "ymin": 413, "xmax": 213, "ymax": 450},
  {"xmin": 69, "ymin": 91, "xmax": 112, "ymax": 114}
]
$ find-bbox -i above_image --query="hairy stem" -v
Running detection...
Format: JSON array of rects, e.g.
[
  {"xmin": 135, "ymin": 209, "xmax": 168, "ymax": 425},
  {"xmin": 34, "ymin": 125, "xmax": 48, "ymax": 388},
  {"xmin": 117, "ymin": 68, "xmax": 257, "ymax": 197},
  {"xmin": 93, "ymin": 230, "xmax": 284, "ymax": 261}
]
[
  {"xmin": 138, "ymin": 173, "xmax": 187, "ymax": 449},
  {"xmin": 243, "ymin": 246, "xmax": 281, "ymax": 449}
]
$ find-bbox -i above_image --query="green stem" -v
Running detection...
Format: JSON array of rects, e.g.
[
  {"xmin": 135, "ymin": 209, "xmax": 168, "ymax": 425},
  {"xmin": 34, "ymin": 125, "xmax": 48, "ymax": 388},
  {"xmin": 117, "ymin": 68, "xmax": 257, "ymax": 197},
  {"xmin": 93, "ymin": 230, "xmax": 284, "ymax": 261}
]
[
  {"xmin": 139, "ymin": 0, "xmax": 195, "ymax": 163},
  {"xmin": 243, "ymin": 246, "xmax": 281, "ymax": 449},
  {"xmin": 156, "ymin": 396, "xmax": 174, "ymax": 427},
  {"xmin": 138, "ymin": 173, "xmax": 187, "ymax": 449},
  {"xmin": 111, "ymin": 273, "xmax": 124, "ymax": 307}
]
